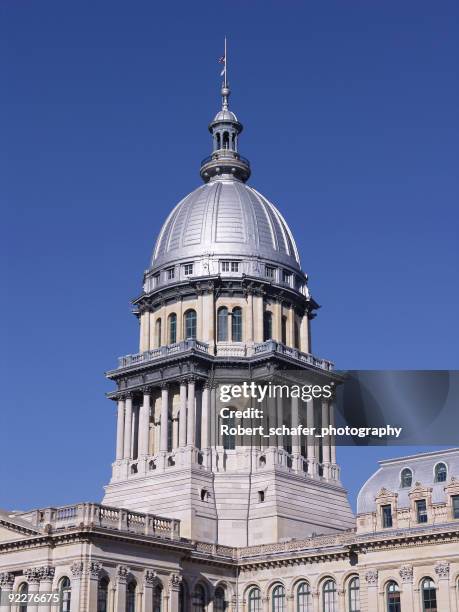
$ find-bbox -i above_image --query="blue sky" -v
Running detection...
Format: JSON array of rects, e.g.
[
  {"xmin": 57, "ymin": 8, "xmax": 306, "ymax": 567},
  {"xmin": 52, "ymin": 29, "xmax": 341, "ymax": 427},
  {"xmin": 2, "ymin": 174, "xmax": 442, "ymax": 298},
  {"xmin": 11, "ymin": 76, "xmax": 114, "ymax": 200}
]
[{"xmin": 1, "ymin": 1, "xmax": 458, "ymax": 512}]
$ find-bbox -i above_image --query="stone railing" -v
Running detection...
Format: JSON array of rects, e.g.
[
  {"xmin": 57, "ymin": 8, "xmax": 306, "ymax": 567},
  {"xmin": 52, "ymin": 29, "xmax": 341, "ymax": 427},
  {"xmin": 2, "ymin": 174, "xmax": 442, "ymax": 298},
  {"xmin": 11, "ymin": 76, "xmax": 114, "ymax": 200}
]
[
  {"xmin": 253, "ymin": 341, "xmax": 334, "ymax": 371},
  {"xmin": 19, "ymin": 503, "xmax": 180, "ymax": 540},
  {"xmin": 215, "ymin": 342, "xmax": 247, "ymax": 357},
  {"xmin": 116, "ymin": 340, "xmax": 209, "ymax": 369}
]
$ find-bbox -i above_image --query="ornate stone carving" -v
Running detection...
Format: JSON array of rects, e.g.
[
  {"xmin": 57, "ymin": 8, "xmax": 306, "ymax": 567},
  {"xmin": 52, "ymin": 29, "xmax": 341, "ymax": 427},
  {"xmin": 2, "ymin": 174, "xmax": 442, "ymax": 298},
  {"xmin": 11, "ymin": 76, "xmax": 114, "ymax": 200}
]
[
  {"xmin": 117, "ymin": 565, "xmax": 129, "ymax": 584},
  {"xmin": 365, "ymin": 569, "xmax": 378, "ymax": 585},
  {"xmin": 144, "ymin": 570, "xmax": 157, "ymax": 586},
  {"xmin": 70, "ymin": 561, "xmax": 84, "ymax": 578},
  {"xmin": 434, "ymin": 561, "xmax": 450, "ymax": 579},
  {"xmin": 169, "ymin": 573, "xmax": 182, "ymax": 591},
  {"xmin": 24, "ymin": 568, "xmax": 41, "ymax": 584},
  {"xmin": 87, "ymin": 561, "xmax": 102, "ymax": 579},
  {"xmin": 38, "ymin": 566, "xmax": 55, "ymax": 582},
  {"xmin": 399, "ymin": 565, "xmax": 413, "ymax": 583},
  {"xmin": 0, "ymin": 572, "xmax": 15, "ymax": 588}
]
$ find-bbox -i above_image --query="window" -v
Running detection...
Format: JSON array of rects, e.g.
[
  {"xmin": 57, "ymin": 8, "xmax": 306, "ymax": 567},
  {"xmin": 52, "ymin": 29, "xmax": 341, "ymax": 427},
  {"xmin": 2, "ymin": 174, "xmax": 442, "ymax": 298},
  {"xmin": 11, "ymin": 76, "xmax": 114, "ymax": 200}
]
[
  {"xmin": 248, "ymin": 588, "xmax": 262, "ymax": 612},
  {"xmin": 258, "ymin": 490, "xmax": 265, "ymax": 503},
  {"xmin": 348, "ymin": 577, "xmax": 360, "ymax": 612},
  {"xmin": 153, "ymin": 585, "xmax": 163, "ymax": 612},
  {"xmin": 192, "ymin": 584, "xmax": 206, "ymax": 612},
  {"xmin": 222, "ymin": 413, "xmax": 235, "ymax": 450},
  {"xmin": 386, "ymin": 582, "xmax": 400, "ymax": 612},
  {"xmin": 282, "ymin": 270, "xmax": 292, "ymax": 285},
  {"xmin": 214, "ymin": 587, "xmax": 226, "ymax": 612},
  {"xmin": 452, "ymin": 494, "xmax": 459, "ymax": 519},
  {"xmin": 168, "ymin": 313, "xmax": 177, "ymax": 344},
  {"xmin": 97, "ymin": 577, "xmax": 109, "ymax": 612},
  {"xmin": 153, "ymin": 273, "xmax": 160, "ymax": 287},
  {"xmin": 155, "ymin": 318, "xmax": 162, "ymax": 347},
  {"xmin": 18, "ymin": 583, "xmax": 28, "ymax": 612},
  {"xmin": 166, "ymin": 267, "xmax": 175, "ymax": 280},
  {"xmin": 265, "ymin": 265, "xmax": 276, "ymax": 279},
  {"xmin": 416, "ymin": 499, "xmax": 428, "ymax": 523},
  {"xmin": 435, "ymin": 462, "xmax": 447, "ymax": 483},
  {"xmin": 271, "ymin": 585, "xmax": 285, "ymax": 612},
  {"xmin": 401, "ymin": 468, "xmax": 413, "ymax": 488},
  {"xmin": 323, "ymin": 579, "xmax": 337, "ymax": 612},
  {"xmin": 220, "ymin": 260, "xmax": 240, "ymax": 272},
  {"xmin": 183, "ymin": 263, "xmax": 193, "ymax": 276},
  {"xmin": 297, "ymin": 581, "xmax": 312, "ymax": 612},
  {"xmin": 232, "ymin": 307, "xmax": 242, "ymax": 342},
  {"xmin": 294, "ymin": 320, "xmax": 300, "ymax": 349},
  {"xmin": 126, "ymin": 581, "xmax": 136, "ymax": 612},
  {"xmin": 184, "ymin": 310, "xmax": 197, "ymax": 340},
  {"xmin": 281, "ymin": 316, "xmax": 287, "ymax": 344},
  {"xmin": 263, "ymin": 311, "xmax": 273, "ymax": 341},
  {"xmin": 421, "ymin": 578, "xmax": 437, "ymax": 612},
  {"xmin": 382, "ymin": 504, "xmax": 393, "ymax": 528},
  {"xmin": 217, "ymin": 307, "xmax": 229, "ymax": 341},
  {"xmin": 59, "ymin": 577, "xmax": 71, "ymax": 612}
]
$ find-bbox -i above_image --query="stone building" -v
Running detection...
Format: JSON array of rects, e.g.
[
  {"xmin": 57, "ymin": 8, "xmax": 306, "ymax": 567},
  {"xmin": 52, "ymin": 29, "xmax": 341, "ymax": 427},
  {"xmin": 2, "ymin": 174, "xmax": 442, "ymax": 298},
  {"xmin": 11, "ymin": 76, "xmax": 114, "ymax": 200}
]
[{"xmin": 0, "ymin": 75, "xmax": 458, "ymax": 612}]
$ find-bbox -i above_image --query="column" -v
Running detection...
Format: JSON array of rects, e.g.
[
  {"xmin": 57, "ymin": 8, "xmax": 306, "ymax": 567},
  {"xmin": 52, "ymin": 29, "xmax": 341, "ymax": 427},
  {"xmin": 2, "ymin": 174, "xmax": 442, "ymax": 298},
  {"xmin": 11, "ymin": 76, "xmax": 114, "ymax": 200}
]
[
  {"xmin": 124, "ymin": 396, "xmax": 133, "ymax": 460},
  {"xmin": 178, "ymin": 382, "xmax": 187, "ymax": 447},
  {"xmin": 87, "ymin": 562, "xmax": 102, "ymax": 612},
  {"xmin": 149, "ymin": 312, "xmax": 156, "ymax": 350},
  {"xmin": 177, "ymin": 298, "xmax": 184, "ymax": 341},
  {"xmin": 399, "ymin": 566, "xmax": 414, "ymax": 612},
  {"xmin": 186, "ymin": 378, "xmax": 196, "ymax": 447},
  {"xmin": 306, "ymin": 398, "xmax": 316, "ymax": 475},
  {"xmin": 38, "ymin": 567, "xmax": 55, "ymax": 612},
  {"xmin": 116, "ymin": 399, "xmax": 125, "ymax": 461},
  {"xmin": 246, "ymin": 292, "xmax": 254, "ymax": 343},
  {"xmin": 276, "ymin": 395, "xmax": 284, "ymax": 449},
  {"xmin": 197, "ymin": 291, "xmax": 203, "ymax": 340},
  {"xmin": 321, "ymin": 398, "xmax": 331, "ymax": 478},
  {"xmin": 140, "ymin": 311, "xmax": 150, "ymax": 352},
  {"xmin": 24, "ymin": 568, "xmax": 40, "ymax": 612},
  {"xmin": 288, "ymin": 306, "xmax": 296, "ymax": 347},
  {"xmin": 274, "ymin": 301, "xmax": 282, "ymax": 341},
  {"xmin": 160, "ymin": 385, "xmax": 169, "ymax": 453},
  {"xmin": 0, "ymin": 572, "xmax": 15, "ymax": 612},
  {"xmin": 435, "ymin": 561, "xmax": 451, "ymax": 611},
  {"xmin": 142, "ymin": 571, "xmax": 155, "ymax": 612},
  {"xmin": 291, "ymin": 395, "xmax": 301, "ymax": 470},
  {"xmin": 300, "ymin": 313, "xmax": 309, "ymax": 353},
  {"xmin": 364, "ymin": 570, "xmax": 379, "ymax": 612},
  {"xmin": 138, "ymin": 392, "xmax": 151, "ymax": 458},
  {"xmin": 69, "ymin": 562, "xmax": 84, "ymax": 612},
  {"xmin": 168, "ymin": 574, "xmax": 182, "ymax": 612},
  {"xmin": 114, "ymin": 566, "xmax": 129, "ymax": 612},
  {"xmin": 201, "ymin": 384, "xmax": 211, "ymax": 450},
  {"xmin": 253, "ymin": 294, "xmax": 264, "ymax": 342}
]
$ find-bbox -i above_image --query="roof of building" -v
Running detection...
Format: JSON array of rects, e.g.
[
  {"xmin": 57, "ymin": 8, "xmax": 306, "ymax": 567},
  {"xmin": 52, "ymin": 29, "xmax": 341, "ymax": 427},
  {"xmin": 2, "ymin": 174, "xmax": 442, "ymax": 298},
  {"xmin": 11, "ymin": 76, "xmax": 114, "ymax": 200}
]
[{"xmin": 357, "ymin": 448, "xmax": 459, "ymax": 514}]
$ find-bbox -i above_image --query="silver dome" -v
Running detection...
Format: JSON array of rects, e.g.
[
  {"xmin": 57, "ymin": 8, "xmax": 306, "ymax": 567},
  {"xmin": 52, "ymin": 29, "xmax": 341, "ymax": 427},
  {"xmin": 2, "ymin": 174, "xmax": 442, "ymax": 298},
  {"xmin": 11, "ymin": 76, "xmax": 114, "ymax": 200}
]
[
  {"xmin": 151, "ymin": 178, "xmax": 301, "ymax": 272},
  {"xmin": 213, "ymin": 108, "xmax": 238, "ymax": 122}
]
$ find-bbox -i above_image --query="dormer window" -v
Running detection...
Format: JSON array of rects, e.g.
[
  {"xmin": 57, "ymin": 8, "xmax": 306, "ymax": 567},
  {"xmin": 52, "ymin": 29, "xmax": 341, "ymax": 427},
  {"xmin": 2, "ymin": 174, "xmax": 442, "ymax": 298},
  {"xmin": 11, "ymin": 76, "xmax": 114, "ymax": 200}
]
[
  {"xmin": 265, "ymin": 265, "xmax": 276, "ymax": 279},
  {"xmin": 434, "ymin": 462, "xmax": 447, "ymax": 483},
  {"xmin": 183, "ymin": 263, "xmax": 193, "ymax": 276},
  {"xmin": 166, "ymin": 267, "xmax": 175, "ymax": 280},
  {"xmin": 400, "ymin": 468, "xmax": 412, "ymax": 488},
  {"xmin": 382, "ymin": 504, "xmax": 392, "ymax": 528}
]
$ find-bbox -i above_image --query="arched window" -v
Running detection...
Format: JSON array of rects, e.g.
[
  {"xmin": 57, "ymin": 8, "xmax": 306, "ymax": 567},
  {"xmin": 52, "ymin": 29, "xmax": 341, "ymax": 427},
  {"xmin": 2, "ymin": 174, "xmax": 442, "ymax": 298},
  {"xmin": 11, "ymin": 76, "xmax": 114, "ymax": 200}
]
[
  {"xmin": 179, "ymin": 583, "xmax": 186, "ymax": 612},
  {"xmin": 18, "ymin": 583, "xmax": 28, "ymax": 612},
  {"xmin": 192, "ymin": 584, "xmax": 206, "ymax": 612},
  {"xmin": 421, "ymin": 578, "xmax": 437, "ymax": 612},
  {"xmin": 168, "ymin": 313, "xmax": 177, "ymax": 344},
  {"xmin": 97, "ymin": 577, "xmax": 109, "ymax": 612},
  {"xmin": 263, "ymin": 311, "xmax": 273, "ymax": 341},
  {"xmin": 217, "ymin": 307, "xmax": 229, "ymax": 341},
  {"xmin": 126, "ymin": 581, "xmax": 136, "ymax": 612},
  {"xmin": 153, "ymin": 584, "xmax": 163, "ymax": 612},
  {"xmin": 296, "ymin": 581, "xmax": 312, "ymax": 612},
  {"xmin": 401, "ymin": 468, "xmax": 413, "ymax": 488},
  {"xmin": 386, "ymin": 581, "xmax": 400, "ymax": 612},
  {"xmin": 216, "ymin": 133, "xmax": 221, "ymax": 149},
  {"xmin": 281, "ymin": 316, "xmax": 287, "ymax": 344},
  {"xmin": 232, "ymin": 307, "xmax": 242, "ymax": 342},
  {"xmin": 322, "ymin": 580, "xmax": 337, "ymax": 612},
  {"xmin": 248, "ymin": 587, "xmax": 262, "ymax": 612},
  {"xmin": 348, "ymin": 577, "xmax": 360, "ymax": 612},
  {"xmin": 184, "ymin": 310, "xmax": 197, "ymax": 340},
  {"xmin": 223, "ymin": 131, "xmax": 229, "ymax": 149},
  {"xmin": 155, "ymin": 318, "xmax": 162, "ymax": 347},
  {"xmin": 59, "ymin": 577, "xmax": 71, "ymax": 612},
  {"xmin": 214, "ymin": 586, "xmax": 226, "ymax": 612},
  {"xmin": 271, "ymin": 584, "xmax": 285, "ymax": 612},
  {"xmin": 435, "ymin": 462, "xmax": 447, "ymax": 483}
]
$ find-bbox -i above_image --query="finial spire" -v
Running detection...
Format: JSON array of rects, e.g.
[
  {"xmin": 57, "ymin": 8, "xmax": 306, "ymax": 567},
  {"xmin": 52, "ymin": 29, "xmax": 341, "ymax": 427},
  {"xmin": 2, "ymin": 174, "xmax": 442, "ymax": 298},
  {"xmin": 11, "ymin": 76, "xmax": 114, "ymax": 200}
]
[{"xmin": 219, "ymin": 37, "xmax": 229, "ymax": 110}]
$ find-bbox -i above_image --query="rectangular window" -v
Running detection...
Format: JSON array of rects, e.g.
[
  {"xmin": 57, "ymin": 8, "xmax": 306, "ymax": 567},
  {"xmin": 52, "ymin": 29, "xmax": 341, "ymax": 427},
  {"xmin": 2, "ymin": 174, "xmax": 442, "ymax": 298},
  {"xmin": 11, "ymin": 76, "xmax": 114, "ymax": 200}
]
[
  {"xmin": 220, "ymin": 260, "xmax": 240, "ymax": 272},
  {"xmin": 282, "ymin": 270, "xmax": 292, "ymax": 285},
  {"xmin": 152, "ymin": 273, "xmax": 160, "ymax": 287},
  {"xmin": 452, "ymin": 495, "xmax": 459, "ymax": 519},
  {"xmin": 183, "ymin": 263, "xmax": 193, "ymax": 276},
  {"xmin": 166, "ymin": 267, "xmax": 175, "ymax": 280},
  {"xmin": 416, "ymin": 499, "xmax": 428, "ymax": 523},
  {"xmin": 265, "ymin": 265, "xmax": 276, "ymax": 279},
  {"xmin": 382, "ymin": 504, "xmax": 393, "ymax": 528}
]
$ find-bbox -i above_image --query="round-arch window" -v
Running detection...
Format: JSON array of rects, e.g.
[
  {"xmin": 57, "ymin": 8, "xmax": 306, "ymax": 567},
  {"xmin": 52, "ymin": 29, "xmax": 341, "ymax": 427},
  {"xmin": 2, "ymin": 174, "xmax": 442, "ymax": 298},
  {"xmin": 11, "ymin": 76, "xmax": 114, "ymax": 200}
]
[
  {"xmin": 217, "ymin": 307, "xmax": 229, "ymax": 342},
  {"xmin": 248, "ymin": 587, "xmax": 262, "ymax": 612},
  {"xmin": 271, "ymin": 584, "xmax": 285, "ymax": 612},
  {"xmin": 264, "ymin": 311, "xmax": 273, "ymax": 341},
  {"xmin": 184, "ymin": 310, "xmax": 197, "ymax": 340},
  {"xmin": 168, "ymin": 313, "xmax": 177, "ymax": 344},
  {"xmin": 232, "ymin": 307, "xmax": 242, "ymax": 342},
  {"xmin": 153, "ymin": 584, "xmax": 163, "ymax": 612},
  {"xmin": 421, "ymin": 578, "xmax": 437, "ymax": 612},
  {"xmin": 435, "ymin": 462, "xmax": 447, "ymax": 483},
  {"xmin": 297, "ymin": 581, "xmax": 312, "ymax": 612},
  {"xmin": 348, "ymin": 577, "xmax": 360, "ymax": 612},
  {"xmin": 59, "ymin": 577, "xmax": 71, "ymax": 612},
  {"xmin": 386, "ymin": 581, "xmax": 400, "ymax": 612},
  {"xmin": 18, "ymin": 583, "xmax": 28, "ymax": 612},
  {"xmin": 322, "ymin": 580, "xmax": 337, "ymax": 612},
  {"xmin": 126, "ymin": 581, "xmax": 136, "ymax": 612},
  {"xmin": 214, "ymin": 586, "xmax": 226, "ymax": 611},
  {"xmin": 192, "ymin": 584, "xmax": 206, "ymax": 612},
  {"xmin": 97, "ymin": 577, "xmax": 109, "ymax": 612},
  {"xmin": 401, "ymin": 468, "xmax": 413, "ymax": 488}
]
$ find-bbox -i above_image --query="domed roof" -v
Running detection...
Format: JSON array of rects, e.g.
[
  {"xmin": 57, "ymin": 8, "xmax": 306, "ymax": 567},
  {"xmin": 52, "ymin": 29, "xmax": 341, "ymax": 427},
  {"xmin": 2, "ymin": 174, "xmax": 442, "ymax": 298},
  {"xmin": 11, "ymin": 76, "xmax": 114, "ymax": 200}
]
[
  {"xmin": 213, "ymin": 108, "xmax": 238, "ymax": 122},
  {"xmin": 151, "ymin": 178, "xmax": 301, "ymax": 271}
]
